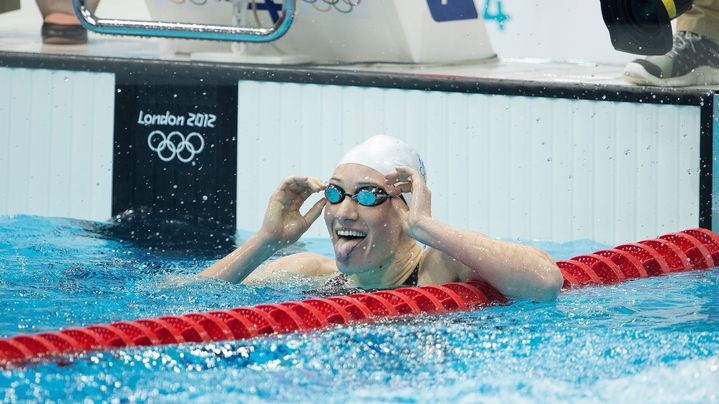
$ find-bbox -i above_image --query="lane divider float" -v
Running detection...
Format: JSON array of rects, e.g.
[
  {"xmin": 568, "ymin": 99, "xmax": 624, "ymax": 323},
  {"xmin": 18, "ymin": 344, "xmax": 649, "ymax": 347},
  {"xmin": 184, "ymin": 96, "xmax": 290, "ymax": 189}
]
[{"xmin": 1, "ymin": 228, "xmax": 717, "ymax": 366}]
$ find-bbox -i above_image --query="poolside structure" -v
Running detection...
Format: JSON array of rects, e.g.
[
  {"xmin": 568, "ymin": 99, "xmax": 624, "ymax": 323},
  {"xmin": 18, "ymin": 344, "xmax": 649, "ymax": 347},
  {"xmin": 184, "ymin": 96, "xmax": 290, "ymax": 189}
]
[{"xmin": 0, "ymin": 0, "xmax": 717, "ymax": 247}]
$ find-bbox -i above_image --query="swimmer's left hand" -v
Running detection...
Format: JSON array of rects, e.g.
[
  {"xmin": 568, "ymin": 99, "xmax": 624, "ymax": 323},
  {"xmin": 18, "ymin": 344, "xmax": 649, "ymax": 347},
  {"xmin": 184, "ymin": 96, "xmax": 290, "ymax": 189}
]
[{"xmin": 386, "ymin": 166, "xmax": 433, "ymax": 240}]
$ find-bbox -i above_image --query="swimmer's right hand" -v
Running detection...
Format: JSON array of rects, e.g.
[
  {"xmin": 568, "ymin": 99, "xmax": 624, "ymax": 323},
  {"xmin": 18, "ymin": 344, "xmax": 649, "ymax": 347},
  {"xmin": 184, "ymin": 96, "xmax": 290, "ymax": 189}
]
[{"xmin": 257, "ymin": 176, "xmax": 327, "ymax": 247}]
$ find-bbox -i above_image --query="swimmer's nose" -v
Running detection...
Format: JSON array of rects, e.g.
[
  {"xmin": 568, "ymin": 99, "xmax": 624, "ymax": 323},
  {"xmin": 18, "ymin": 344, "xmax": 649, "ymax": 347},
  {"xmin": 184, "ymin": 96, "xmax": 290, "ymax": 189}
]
[{"xmin": 334, "ymin": 197, "xmax": 358, "ymax": 222}]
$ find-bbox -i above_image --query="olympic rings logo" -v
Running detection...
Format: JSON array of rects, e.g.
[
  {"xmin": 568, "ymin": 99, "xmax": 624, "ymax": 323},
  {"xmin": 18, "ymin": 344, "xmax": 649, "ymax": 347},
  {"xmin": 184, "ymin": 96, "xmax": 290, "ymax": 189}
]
[
  {"xmin": 170, "ymin": 0, "xmax": 211, "ymax": 5},
  {"xmin": 168, "ymin": 0, "xmax": 362, "ymax": 13},
  {"xmin": 302, "ymin": 0, "xmax": 361, "ymax": 13},
  {"xmin": 147, "ymin": 130, "xmax": 205, "ymax": 163}
]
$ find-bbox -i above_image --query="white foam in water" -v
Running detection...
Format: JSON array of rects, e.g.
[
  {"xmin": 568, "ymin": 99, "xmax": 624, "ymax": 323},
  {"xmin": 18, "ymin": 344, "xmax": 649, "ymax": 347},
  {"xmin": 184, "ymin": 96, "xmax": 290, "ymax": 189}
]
[
  {"xmin": 595, "ymin": 356, "xmax": 719, "ymax": 402},
  {"xmin": 346, "ymin": 356, "xmax": 719, "ymax": 403}
]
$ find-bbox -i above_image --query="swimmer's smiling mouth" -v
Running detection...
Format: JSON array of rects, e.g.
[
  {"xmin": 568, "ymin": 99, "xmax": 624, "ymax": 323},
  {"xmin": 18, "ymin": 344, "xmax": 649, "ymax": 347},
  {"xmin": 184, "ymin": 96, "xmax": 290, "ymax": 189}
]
[
  {"xmin": 333, "ymin": 229, "xmax": 367, "ymax": 262},
  {"xmin": 336, "ymin": 229, "xmax": 367, "ymax": 239}
]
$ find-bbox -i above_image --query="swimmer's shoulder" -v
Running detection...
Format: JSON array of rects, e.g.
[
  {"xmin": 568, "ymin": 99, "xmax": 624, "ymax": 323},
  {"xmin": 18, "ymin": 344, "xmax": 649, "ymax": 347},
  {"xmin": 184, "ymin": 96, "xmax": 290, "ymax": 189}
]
[
  {"xmin": 244, "ymin": 252, "xmax": 338, "ymax": 283},
  {"xmin": 418, "ymin": 247, "xmax": 468, "ymax": 285},
  {"xmin": 278, "ymin": 252, "xmax": 338, "ymax": 276}
]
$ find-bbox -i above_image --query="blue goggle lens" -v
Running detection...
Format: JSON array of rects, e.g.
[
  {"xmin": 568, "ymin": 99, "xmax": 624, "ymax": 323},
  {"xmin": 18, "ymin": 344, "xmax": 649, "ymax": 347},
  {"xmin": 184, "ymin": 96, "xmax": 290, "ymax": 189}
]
[
  {"xmin": 325, "ymin": 186, "xmax": 343, "ymax": 203},
  {"xmin": 355, "ymin": 190, "xmax": 377, "ymax": 206}
]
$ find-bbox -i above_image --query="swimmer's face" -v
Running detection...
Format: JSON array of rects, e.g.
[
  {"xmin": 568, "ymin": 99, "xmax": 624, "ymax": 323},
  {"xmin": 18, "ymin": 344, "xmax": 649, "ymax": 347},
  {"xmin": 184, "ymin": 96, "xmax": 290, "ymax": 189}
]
[{"xmin": 324, "ymin": 164, "xmax": 406, "ymax": 274}]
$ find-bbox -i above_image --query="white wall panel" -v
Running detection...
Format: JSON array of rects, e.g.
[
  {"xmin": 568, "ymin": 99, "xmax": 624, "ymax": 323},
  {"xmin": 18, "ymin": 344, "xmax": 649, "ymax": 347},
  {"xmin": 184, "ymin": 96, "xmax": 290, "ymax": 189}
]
[
  {"xmin": 237, "ymin": 81, "xmax": 701, "ymax": 245},
  {"xmin": 714, "ymin": 94, "xmax": 719, "ymax": 232},
  {"xmin": 0, "ymin": 67, "xmax": 114, "ymax": 222}
]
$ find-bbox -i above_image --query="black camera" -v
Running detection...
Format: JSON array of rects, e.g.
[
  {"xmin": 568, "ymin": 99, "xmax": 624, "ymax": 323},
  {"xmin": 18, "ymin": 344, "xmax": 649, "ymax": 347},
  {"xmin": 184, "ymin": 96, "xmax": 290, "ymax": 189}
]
[{"xmin": 601, "ymin": 0, "xmax": 694, "ymax": 54}]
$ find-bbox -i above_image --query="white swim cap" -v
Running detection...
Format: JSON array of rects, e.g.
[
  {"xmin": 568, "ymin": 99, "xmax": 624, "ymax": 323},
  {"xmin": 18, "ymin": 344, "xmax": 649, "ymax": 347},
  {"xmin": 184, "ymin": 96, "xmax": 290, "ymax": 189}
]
[{"xmin": 337, "ymin": 134, "xmax": 426, "ymax": 203}]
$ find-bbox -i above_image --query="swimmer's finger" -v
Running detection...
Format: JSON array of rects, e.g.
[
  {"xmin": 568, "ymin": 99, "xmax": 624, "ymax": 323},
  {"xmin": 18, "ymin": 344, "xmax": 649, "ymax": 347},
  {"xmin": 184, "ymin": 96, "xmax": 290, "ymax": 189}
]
[
  {"xmin": 293, "ymin": 177, "xmax": 326, "ymax": 197},
  {"xmin": 385, "ymin": 172, "xmax": 409, "ymax": 191},
  {"xmin": 305, "ymin": 177, "xmax": 327, "ymax": 193},
  {"xmin": 386, "ymin": 167, "xmax": 422, "ymax": 186},
  {"xmin": 289, "ymin": 178, "xmax": 326, "ymax": 210},
  {"xmin": 278, "ymin": 176, "xmax": 307, "ymax": 194},
  {"xmin": 303, "ymin": 198, "xmax": 327, "ymax": 225},
  {"xmin": 388, "ymin": 183, "xmax": 412, "ymax": 196},
  {"xmin": 281, "ymin": 176, "xmax": 323, "ymax": 199},
  {"xmin": 395, "ymin": 166, "xmax": 423, "ymax": 182},
  {"xmin": 384, "ymin": 170, "xmax": 403, "ymax": 183}
]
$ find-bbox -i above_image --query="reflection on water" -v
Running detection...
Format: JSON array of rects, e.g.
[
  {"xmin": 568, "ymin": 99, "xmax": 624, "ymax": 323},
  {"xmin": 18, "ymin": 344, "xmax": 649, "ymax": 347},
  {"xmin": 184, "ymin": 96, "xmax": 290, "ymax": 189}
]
[{"xmin": 0, "ymin": 215, "xmax": 717, "ymax": 402}]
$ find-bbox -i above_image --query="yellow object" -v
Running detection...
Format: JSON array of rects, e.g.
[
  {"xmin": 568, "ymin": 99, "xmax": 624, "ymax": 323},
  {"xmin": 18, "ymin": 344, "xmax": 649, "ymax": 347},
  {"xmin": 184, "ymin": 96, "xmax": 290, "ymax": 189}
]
[{"xmin": 662, "ymin": 0, "xmax": 678, "ymax": 18}]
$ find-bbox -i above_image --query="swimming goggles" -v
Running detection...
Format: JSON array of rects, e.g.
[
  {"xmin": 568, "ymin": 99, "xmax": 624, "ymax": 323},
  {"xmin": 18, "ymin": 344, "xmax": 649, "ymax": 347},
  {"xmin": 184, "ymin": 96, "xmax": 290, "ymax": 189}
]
[{"xmin": 324, "ymin": 184, "xmax": 390, "ymax": 207}]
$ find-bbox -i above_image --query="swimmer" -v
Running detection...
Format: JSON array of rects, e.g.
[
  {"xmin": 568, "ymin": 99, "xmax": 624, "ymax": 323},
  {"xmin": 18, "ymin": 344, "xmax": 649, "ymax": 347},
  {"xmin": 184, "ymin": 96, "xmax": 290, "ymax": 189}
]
[{"xmin": 200, "ymin": 135, "xmax": 563, "ymax": 301}]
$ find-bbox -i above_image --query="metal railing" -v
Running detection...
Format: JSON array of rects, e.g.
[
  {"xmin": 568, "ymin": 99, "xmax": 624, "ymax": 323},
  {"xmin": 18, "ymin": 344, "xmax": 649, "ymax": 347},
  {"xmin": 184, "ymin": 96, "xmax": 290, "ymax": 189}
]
[{"xmin": 72, "ymin": 0, "xmax": 296, "ymax": 42}]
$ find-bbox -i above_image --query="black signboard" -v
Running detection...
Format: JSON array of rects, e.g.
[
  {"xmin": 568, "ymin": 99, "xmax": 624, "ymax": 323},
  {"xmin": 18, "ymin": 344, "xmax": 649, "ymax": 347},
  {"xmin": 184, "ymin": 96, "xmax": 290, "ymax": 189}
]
[{"xmin": 113, "ymin": 82, "xmax": 238, "ymax": 234}]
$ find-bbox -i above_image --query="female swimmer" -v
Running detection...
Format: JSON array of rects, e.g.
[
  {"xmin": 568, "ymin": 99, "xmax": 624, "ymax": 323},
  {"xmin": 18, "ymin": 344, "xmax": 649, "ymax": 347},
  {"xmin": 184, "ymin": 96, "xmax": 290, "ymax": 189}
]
[{"xmin": 200, "ymin": 135, "xmax": 563, "ymax": 301}]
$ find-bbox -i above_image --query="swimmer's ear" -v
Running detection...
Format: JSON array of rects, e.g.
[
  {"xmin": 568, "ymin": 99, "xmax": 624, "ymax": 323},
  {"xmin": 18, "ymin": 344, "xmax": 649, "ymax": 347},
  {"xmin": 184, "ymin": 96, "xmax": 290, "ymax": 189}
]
[
  {"xmin": 391, "ymin": 196, "xmax": 409, "ymax": 213},
  {"xmin": 391, "ymin": 197, "xmax": 411, "ymax": 234}
]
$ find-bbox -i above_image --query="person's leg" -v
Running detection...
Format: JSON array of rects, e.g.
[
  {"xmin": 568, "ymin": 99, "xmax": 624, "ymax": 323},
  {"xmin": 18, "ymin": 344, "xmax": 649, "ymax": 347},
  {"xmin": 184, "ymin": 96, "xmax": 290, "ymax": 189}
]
[
  {"xmin": 36, "ymin": 0, "xmax": 99, "ymax": 19},
  {"xmin": 623, "ymin": 0, "xmax": 719, "ymax": 87},
  {"xmin": 677, "ymin": 0, "xmax": 719, "ymax": 44},
  {"xmin": 36, "ymin": 0, "xmax": 100, "ymax": 44}
]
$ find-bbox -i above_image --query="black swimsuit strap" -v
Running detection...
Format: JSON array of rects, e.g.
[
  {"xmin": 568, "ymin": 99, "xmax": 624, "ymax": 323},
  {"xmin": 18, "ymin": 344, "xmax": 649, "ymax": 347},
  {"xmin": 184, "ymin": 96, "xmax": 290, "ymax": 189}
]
[
  {"xmin": 402, "ymin": 262, "xmax": 420, "ymax": 287},
  {"xmin": 307, "ymin": 262, "xmax": 421, "ymax": 297}
]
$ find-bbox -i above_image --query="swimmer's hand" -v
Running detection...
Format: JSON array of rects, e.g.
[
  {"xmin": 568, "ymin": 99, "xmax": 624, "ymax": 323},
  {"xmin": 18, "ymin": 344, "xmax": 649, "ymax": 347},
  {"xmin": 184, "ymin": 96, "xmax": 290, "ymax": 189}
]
[
  {"xmin": 385, "ymin": 166, "xmax": 432, "ymax": 241},
  {"xmin": 258, "ymin": 176, "xmax": 327, "ymax": 246}
]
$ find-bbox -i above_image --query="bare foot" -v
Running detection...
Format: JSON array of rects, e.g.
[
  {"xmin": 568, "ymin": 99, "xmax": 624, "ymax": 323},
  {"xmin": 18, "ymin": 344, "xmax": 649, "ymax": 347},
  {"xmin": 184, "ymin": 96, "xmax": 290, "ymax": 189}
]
[{"xmin": 44, "ymin": 12, "xmax": 80, "ymax": 25}]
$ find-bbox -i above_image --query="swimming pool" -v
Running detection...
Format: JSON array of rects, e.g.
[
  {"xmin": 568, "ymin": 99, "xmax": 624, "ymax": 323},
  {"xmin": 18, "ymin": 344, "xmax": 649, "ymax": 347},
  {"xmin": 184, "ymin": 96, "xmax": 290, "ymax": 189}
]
[{"xmin": 0, "ymin": 215, "xmax": 717, "ymax": 402}]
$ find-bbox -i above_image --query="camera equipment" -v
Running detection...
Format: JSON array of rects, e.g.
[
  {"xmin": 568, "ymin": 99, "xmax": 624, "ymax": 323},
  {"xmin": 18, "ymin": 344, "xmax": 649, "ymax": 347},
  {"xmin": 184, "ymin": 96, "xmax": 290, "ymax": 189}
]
[{"xmin": 601, "ymin": 0, "xmax": 694, "ymax": 54}]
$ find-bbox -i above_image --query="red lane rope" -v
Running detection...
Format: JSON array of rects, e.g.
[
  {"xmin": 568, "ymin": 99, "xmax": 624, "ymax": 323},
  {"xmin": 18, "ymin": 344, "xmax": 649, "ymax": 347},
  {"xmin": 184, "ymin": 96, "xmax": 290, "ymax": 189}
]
[{"xmin": 1, "ymin": 228, "xmax": 716, "ymax": 366}]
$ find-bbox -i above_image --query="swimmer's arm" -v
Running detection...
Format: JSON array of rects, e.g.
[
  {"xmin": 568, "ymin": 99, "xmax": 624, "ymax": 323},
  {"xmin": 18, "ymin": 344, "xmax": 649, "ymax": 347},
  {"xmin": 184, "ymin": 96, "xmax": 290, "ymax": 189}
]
[
  {"xmin": 414, "ymin": 219, "xmax": 563, "ymax": 302},
  {"xmin": 244, "ymin": 252, "xmax": 337, "ymax": 283},
  {"xmin": 388, "ymin": 166, "xmax": 561, "ymax": 301},
  {"xmin": 199, "ymin": 235, "xmax": 282, "ymax": 283},
  {"xmin": 201, "ymin": 175, "xmax": 328, "ymax": 283},
  {"xmin": 200, "ymin": 236, "xmax": 336, "ymax": 283}
]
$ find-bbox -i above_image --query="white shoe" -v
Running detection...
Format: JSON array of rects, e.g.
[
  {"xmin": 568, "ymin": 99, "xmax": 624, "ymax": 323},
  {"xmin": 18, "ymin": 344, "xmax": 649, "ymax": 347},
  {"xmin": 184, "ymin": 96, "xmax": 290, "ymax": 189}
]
[{"xmin": 623, "ymin": 31, "xmax": 719, "ymax": 87}]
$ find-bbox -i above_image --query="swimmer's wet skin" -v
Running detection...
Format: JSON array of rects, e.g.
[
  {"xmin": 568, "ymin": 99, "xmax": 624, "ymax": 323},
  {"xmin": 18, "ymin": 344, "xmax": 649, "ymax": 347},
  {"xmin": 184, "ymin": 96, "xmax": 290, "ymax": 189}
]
[{"xmin": 200, "ymin": 135, "xmax": 563, "ymax": 302}]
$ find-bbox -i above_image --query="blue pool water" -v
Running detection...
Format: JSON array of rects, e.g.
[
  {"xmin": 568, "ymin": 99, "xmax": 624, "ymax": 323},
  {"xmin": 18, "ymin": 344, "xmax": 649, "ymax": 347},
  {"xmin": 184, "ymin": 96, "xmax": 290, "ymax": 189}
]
[{"xmin": 0, "ymin": 215, "xmax": 717, "ymax": 402}]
